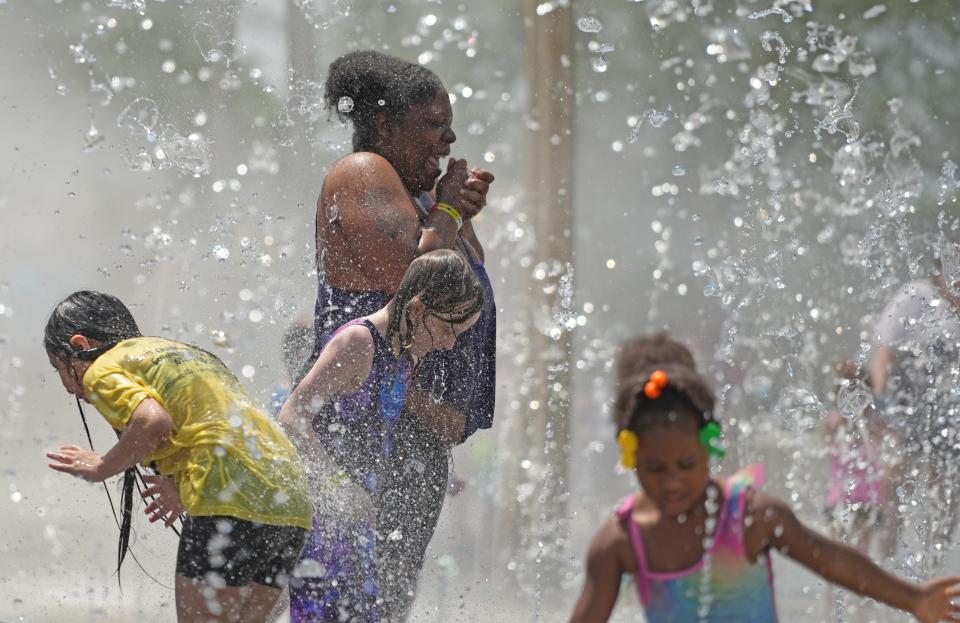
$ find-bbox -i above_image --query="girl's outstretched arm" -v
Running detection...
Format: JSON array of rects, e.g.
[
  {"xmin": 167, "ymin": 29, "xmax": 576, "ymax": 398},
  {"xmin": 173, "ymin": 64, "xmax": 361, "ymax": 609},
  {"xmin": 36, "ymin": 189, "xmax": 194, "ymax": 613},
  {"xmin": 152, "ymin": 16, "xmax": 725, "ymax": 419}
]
[
  {"xmin": 47, "ymin": 398, "xmax": 172, "ymax": 482},
  {"xmin": 568, "ymin": 516, "xmax": 626, "ymax": 623},
  {"xmin": 747, "ymin": 491, "xmax": 960, "ymax": 622}
]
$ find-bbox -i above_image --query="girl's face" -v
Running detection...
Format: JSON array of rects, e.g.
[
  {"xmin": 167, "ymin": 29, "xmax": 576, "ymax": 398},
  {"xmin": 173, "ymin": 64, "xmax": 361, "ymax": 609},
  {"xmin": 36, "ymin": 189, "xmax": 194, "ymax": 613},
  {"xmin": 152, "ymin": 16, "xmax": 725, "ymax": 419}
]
[
  {"xmin": 408, "ymin": 307, "xmax": 480, "ymax": 358},
  {"xmin": 633, "ymin": 419, "xmax": 711, "ymax": 517},
  {"xmin": 48, "ymin": 352, "xmax": 90, "ymax": 402}
]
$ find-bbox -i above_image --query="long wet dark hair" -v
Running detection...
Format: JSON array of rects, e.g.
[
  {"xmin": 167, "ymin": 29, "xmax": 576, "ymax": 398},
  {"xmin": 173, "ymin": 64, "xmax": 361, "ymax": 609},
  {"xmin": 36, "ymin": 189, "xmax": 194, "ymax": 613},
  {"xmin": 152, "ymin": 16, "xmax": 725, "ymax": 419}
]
[
  {"xmin": 44, "ymin": 290, "xmax": 166, "ymax": 587},
  {"xmin": 45, "ymin": 290, "xmax": 142, "ymax": 361},
  {"xmin": 386, "ymin": 249, "xmax": 484, "ymax": 362}
]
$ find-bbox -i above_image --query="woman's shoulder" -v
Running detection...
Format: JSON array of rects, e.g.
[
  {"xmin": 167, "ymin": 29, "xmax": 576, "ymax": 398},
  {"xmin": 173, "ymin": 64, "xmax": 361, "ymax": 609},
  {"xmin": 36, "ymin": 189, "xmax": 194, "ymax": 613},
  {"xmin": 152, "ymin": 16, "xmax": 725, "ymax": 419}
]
[{"xmin": 325, "ymin": 152, "xmax": 401, "ymax": 188}]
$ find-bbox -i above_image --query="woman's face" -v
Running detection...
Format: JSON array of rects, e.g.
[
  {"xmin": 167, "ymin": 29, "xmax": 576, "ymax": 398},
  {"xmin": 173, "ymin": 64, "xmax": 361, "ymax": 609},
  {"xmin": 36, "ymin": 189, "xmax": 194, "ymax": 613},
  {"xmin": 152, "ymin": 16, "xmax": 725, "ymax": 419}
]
[
  {"xmin": 408, "ymin": 307, "xmax": 480, "ymax": 358},
  {"xmin": 384, "ymin": 88, "xmax": 456, "ymax": 194},
  {"xmin": 48, "ymin": 352, "xmax": 89, "ymax": 402}
]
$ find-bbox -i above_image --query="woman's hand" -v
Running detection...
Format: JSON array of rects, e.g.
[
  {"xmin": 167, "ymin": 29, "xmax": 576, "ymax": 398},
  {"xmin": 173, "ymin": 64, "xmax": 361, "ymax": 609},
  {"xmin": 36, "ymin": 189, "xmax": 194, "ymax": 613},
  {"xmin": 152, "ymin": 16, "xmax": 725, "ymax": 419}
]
[
  {"xmin": 461, "ymin": 167, "xmax": 495, "ymax": 218},
  {"xmin": 912, "ymin": 577, "xmax": 960, "ymax": 623},
  {"xmin": 141, "ymin": 474, "xmax": 184, "ymax": 528},
  {"xmin": 47, "ymin": 445, "xmax": 107, "ymax": 482},
  {"xmin": 436, "ymin": 159, "xmax": 495, "ymax": 221},
  {"xmin": 436, "ymin": 157, "xmax": 472, "ymax": 214}
]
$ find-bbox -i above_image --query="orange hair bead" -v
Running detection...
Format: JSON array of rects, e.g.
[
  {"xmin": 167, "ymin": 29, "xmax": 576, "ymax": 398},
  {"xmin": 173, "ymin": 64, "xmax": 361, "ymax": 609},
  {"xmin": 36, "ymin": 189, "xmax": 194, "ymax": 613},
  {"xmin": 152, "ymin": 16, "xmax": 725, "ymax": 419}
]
[
  {"xmin": 649, "ymin": 369, "xmax": 668, "ymax": 389},
  {"xmin": 643, "ymin": 381, "xmax": 662, "ymax": 399}
]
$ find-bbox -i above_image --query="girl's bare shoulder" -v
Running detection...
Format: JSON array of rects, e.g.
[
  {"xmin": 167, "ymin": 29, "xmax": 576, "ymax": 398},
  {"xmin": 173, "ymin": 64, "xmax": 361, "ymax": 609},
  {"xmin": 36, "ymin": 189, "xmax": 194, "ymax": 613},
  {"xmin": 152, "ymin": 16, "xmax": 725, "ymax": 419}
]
[
  {"xmin": 324, "ymin": 324, "xmax": 376, "ymax": 361},
  {"xmin": 589, "ymin": 497, "xmax": 642, "ymax": 573}
]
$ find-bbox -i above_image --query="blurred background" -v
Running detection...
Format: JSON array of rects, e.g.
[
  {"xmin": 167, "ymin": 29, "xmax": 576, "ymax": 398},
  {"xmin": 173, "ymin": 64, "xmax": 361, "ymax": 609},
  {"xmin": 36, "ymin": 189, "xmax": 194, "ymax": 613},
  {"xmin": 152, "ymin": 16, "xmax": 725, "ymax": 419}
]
[{"xmin": 1, "ymin": 0, "xmax": 959, "ymax": 621}]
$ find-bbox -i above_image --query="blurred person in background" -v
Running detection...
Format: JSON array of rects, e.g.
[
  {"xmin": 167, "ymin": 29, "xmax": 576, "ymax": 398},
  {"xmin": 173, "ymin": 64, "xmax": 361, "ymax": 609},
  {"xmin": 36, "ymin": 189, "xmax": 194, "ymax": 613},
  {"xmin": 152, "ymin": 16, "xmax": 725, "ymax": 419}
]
[
  {"xmin": 870, "ymin": 242, "xmax": 960, "ymax": 571},
  {"xmin": 821, "ymin": 361, "xmax": 895, "ymax": 623}
]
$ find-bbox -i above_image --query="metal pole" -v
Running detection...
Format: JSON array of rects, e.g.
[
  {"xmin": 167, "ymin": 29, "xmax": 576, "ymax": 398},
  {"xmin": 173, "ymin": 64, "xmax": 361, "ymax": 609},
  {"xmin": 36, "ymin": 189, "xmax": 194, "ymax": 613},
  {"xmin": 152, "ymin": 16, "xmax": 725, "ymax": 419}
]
[{"xmin": 504, "ymin": 0, "xmax": 576, "ymax": 608}]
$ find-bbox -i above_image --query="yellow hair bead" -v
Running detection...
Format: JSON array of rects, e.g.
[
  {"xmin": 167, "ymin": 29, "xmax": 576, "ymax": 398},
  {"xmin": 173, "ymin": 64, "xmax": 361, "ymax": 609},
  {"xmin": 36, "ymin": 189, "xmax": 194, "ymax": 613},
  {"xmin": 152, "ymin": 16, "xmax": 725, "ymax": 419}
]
[{"xmin": 617, "ymin": 429, "xmax": 639, "ymax": 469}]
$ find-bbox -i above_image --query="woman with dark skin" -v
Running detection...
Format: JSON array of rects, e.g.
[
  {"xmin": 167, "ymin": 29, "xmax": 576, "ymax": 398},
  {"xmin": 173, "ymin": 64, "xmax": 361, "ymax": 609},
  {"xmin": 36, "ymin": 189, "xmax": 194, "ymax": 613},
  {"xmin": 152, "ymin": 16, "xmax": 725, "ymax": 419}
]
[{"xmin": 308, "ymin": 51, "xmax": 498, "ymax": 620}]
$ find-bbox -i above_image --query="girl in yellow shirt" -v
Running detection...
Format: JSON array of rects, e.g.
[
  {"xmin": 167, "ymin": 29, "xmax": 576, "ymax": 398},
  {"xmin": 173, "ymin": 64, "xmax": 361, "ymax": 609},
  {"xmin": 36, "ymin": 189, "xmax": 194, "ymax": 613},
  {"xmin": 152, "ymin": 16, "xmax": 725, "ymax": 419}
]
[{"xmin": 44, "ymin": 290, "xmax": 312, "ymax": 623}]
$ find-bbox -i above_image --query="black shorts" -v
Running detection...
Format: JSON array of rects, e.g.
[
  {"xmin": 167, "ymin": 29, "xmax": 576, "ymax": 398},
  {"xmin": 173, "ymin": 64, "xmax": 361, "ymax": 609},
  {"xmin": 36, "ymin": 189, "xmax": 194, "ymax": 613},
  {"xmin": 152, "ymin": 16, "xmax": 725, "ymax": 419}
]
[{"xmin": 176, "ymin": 515, "xmax": 307, "ymax": 588}]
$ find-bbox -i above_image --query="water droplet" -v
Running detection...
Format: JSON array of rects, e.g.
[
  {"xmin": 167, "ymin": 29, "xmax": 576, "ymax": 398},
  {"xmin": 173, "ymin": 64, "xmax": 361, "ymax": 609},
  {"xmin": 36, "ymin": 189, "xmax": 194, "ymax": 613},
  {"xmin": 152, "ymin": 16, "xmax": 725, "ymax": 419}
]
[
  {"xmin": 645, "ymin": 109, "xmax": 670, "ymax": 128},
  {"xmin": 337, "ymin": 96, "xmax": 354, "ymax": 113},
  {"xmin": 703, "ymin": 281, "xmax": 722, "ymax": 297},
  {"xmin": 776, "ymin": 388, "xmax": 826, "ymax": 433},
  {"xmin": 212, "ymin": 244, "xmax": 230, "ymax": 261},
  {"xmin": 293, "ymin": 559, "xmax": 327, "ymax": 578},
  {"xmin": 117, "ymin": 97, "xmax": 160, "ymax": 137},
  {"xmin": 672, "ymin": 165, "xmax": 686, "ymax": 176},
  {"xmin": 577, "ymin": 16, "xmax": 602, "ymax": 33},
  {"xmin": 836, "ymin": 379, "xmax": 872, "ymax": 416},
  {"xmin": 591, "ymin": 56, "xmax": 608, "ymax": 73}
]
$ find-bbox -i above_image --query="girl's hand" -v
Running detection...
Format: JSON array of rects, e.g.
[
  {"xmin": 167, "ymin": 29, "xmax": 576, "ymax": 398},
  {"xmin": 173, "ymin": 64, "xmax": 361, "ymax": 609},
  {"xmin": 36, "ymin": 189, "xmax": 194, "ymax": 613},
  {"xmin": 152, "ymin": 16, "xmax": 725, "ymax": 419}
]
[
  {"xmin": 912, "ymin": 577, "xmax": 960, "ymax": 623},
  {"xmin": 46, "ymin": 445, "xmax": 107, "ymax": 482},
  {"xmin": 141, "ymin": 474, "xmax": 183, "ymax": 528}
]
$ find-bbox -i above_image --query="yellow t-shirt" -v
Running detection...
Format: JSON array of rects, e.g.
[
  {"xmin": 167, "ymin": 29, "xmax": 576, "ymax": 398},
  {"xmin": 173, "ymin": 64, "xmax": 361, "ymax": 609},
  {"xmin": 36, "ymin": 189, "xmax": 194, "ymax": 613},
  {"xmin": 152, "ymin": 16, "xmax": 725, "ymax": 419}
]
[{"xmin": 83, "ymin": 336, "xmax": 312, "ymax": 530}]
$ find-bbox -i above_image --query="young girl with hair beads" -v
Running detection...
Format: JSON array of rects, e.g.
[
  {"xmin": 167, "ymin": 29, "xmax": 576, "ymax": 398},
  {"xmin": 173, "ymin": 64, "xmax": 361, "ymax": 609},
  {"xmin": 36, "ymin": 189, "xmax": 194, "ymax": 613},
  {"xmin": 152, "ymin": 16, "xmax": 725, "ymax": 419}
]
[{"xmin": 569, "ymin": 360, "xmax": 960, "ymax": 623}]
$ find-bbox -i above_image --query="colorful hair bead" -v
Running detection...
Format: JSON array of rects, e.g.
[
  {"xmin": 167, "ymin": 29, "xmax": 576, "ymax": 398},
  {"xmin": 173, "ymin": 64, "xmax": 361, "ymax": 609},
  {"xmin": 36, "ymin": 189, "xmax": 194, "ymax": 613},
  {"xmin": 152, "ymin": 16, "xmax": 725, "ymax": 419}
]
[
  {"xmin": 617, "ymin": 429, "xmax": 639, "ymax": 469},
  {"xmin": 699, "ymin": 421, "xmax": 725, "ymax": 459},
  {"xmin": 643, "ymin": 369, "xmax": 669, "ymax": 399}
]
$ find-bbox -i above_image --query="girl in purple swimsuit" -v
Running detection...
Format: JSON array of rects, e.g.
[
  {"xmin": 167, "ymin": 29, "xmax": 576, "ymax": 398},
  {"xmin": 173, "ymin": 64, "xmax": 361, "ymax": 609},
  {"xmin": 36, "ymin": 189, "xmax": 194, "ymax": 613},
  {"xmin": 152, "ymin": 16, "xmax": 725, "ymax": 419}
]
[
  {"xmin": 569, "ymin": 361, "xmax": 960, "ymax": 623},
  {"xmin": 278, "ymin": 250, "xmax": 483, "ymax": 622}
]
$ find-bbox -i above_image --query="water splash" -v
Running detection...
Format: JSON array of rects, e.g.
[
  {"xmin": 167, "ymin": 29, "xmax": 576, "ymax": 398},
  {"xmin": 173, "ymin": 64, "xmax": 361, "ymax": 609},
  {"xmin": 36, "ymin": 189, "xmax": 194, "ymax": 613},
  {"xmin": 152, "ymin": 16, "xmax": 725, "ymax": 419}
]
[
  {"xmin": 193, "ymin": 23, "xmax": 246, "ymax": 65},
  {"xmin": 117, "ymin": 98, "xmax": 212, "ymax": 176},
  {"xmin": 748, "ymin": 7, "xmax": 793, "ymax": 23},
  {"xmin": 293, "ymin": 0, "xmax": 352, "ymax": 30},
  {"xmin": 576, "ymin": 16, "xmax": 602, "ymax": 33},
  {"xmin": 937, "ymin": 160, "xmax": 958, "ymax": 206}
]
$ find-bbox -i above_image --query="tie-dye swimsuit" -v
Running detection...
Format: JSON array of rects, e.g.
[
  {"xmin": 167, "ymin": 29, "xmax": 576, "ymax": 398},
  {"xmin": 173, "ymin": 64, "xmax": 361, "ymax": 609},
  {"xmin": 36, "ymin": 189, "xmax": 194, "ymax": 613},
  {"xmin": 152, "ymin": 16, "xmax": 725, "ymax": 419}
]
[{"xmin": 617, "ymin": 465, "xmax": 778, "ymax": 622}]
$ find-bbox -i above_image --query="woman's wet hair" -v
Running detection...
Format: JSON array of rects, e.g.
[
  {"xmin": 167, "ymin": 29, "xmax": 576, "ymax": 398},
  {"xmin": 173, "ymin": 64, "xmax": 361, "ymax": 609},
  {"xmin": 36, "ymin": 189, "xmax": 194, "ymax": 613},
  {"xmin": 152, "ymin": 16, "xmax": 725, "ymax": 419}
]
[
  {"xmin": 616, "ymin": 364, "xmax": 717, "ymax": 437},
  {"xmin": 387, "ymin": 249, "xmax": 483, "ymax": 351},
  {"xmin": 44, "ymin": 290, "xmax": 142, "ymax": 361},
  {"xmin": 324, "ymin": 50, "xmax": 444, "ymax": 152}
]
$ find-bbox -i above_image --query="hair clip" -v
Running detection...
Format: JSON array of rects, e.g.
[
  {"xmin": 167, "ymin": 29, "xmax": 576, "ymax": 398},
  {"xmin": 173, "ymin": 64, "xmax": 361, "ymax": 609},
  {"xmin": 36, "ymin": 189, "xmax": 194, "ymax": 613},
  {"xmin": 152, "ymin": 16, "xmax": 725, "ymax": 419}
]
[
  {"xmin": 643, "ymin": 369, "xmax": 669, "ymax": 399},
  {"xmin": 617, "ymin": 429, "xmax": 638, "ymax": 469},
  {"xmin": 699, "ymin": 421, "xmax": 725, "ymax": 459}
]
